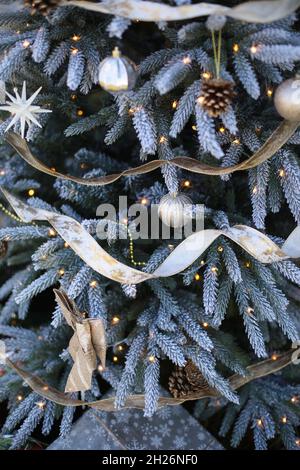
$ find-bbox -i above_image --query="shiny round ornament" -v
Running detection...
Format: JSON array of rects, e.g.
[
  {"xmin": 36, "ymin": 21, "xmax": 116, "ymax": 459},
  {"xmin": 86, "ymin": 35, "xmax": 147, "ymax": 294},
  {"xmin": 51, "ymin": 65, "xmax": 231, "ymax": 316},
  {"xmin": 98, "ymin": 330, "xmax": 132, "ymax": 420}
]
[
  {"xmin": 274, "ymin": 77, "xmax": 300, "ymax": 121},
  {"xmin": 158, "ymin": 193, "xmax": 193, "ymax": 228},
  {"xmin": 98, "ymin": 47, "xmax": 137, "ymax": 94}
]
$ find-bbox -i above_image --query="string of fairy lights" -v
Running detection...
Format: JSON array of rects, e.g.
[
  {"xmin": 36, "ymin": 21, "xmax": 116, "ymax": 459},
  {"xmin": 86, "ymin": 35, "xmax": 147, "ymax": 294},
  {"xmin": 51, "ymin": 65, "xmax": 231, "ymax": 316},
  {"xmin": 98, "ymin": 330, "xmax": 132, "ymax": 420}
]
[{"xmin": 0, "ymin": 35, "xmax": 298, "ymax": 440}]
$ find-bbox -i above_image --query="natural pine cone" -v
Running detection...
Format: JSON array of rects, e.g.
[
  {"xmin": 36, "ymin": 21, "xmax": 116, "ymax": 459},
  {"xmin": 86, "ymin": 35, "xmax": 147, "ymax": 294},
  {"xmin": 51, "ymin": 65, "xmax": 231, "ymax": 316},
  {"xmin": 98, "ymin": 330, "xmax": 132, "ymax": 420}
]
[
  {"xmin": 23, "ymin": 0, "xmax": 62, "ymax": 16},
  {"xmin": 198, "ymin": 78, "xmax": 236, "ymax": 118},
  {"xmin": 168, "ymin": 360, "xmax": 211, "ymax": 398}
]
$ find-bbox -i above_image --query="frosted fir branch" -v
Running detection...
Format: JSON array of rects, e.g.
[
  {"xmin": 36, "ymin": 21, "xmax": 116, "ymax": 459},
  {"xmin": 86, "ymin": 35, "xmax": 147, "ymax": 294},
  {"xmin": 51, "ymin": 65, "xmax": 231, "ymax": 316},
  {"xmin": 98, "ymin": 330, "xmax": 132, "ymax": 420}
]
[
  {"xmin": 254, "ymin": 45, "xmax": 300, "ymax": 64},
  {"xmin": 115, "ymin": 331, "xmax": 147, "ymax": 408},
  {"xmin": 67, "ymin": 49, "xmax": 85, "ymax": 91},
  {"xmin": 177, "ymin": 309, "xmax": 213, "ymax": 352},
  {"xmin": 10, "ymin": 406, "xmax": 44, "ymax": 450},
  {"xmin": 221, "ymin": 241, "xmax": 242, "ymax": 284},
  {"xmin": 88, "ymin": 284, "xmax": 107, "ymax": 319},
  {"xmin": 203, "ymin": 248, "xmax": 220, "ymax": 316},
  {"xmin": 44, "ymin": 41, "xmax": 70, "ymax": 76},
  {"xmin": 233, "ymin": 53, "xmax": 260, "ymax": 99},
  {"xmin": 273, "ymin": 260, "xmax": 300, "ymax": 286},
  {"xmin": 59, "ymin": 403, "xmax": 76, "ymax": 438},
  {"xmin": 15, "ymin": 269, "xmax": 59, "ymax": 305},
  {"xmin": 121, "ymin": 283, "xmax": 137, "ymax": 299},
  {"xmin": 2, "ymin": 392, "xmax": 40, "ymax": 433},
  {"xmin": 132, "ymin": 106, "xmax": 157, "ymax": 155},
  {"xmin": 247, "ymin": 28, "xmax": 300, "ymax": 46},
  {"xmin": 161, "ymin": 163, "xmax": 179, "ymax": 194},
  {"xmin": 194, "ymin": 105, "xmax": 224, "ymax": 159},
  {"xmin": 139, "ymin": 49, "xmax": 180, "ymax": 75},
  {"xmin": 32, "ymin": 27, "xmax": 50, "ymax": 64},
  {"xmin": 211, "ymin": 277, "xmax": 233, "ymax": 327},
  {"xmin": 278, "ymin": 151, "xmax": 300, "ymax": 223},
  {"xmin": 234, "ymin": 284, "xmax": 267, "ymax": 358},
  {"xmin": 154, "ymin": 331, "xmax": 186, "ymax": 366},
  {"xmin": 221, "ymin": 106, "xmax": 238, "ymax": 135},
  {"xmin": 105, "ymin": 114, "xmax": 129, "ymax": 145},
  {"xmin": 67, "ymin": 265, "xmax": 92, "ymax": 299},
  {"xmin": 64, "ymin": 107, "xmax": 113, "ymax": 136},
  {"xmin": 144, "ymin": 353, "xmax": 160, "ymax": 417},
  {"xmin": 220, "ymin": 143, "xmax": 242, "ymax": 181},
  {"xmin": 0, "ymin": 226, "xmax": 49, "ymax": 241},
  {"xmin": 0, "ymin": 42, "xmax": 28, "ymax": 81},
  {"xmin": 177, "ymin": 22, "xmax": 206, "ymax": 44},
  {"xmin": 42, "ymin": 400, "xmax": 56, "ymax": 436},
  {"xmin": 154, "ymin": 55, "xmax": 192, "ymax": 95},
  {"xmin": 249, "ymin": 162, "xmax": 270, "ymax": 229},
  {"xmin": 107, "ymin": 16, "xmax": 131, "ymax": 38},
  {"xmin": 187, "ymin": 348, "xmax": 239, "ymax": 403},
  {"xmin": 170, "ymin": 79, "xmax": 200, "ymax": 138}
]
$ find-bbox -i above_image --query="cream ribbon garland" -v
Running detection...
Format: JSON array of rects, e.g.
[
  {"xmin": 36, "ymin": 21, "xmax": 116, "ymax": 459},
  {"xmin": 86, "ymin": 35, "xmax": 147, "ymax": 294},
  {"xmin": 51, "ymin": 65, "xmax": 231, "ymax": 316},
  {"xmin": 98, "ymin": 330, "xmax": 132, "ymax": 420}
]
[
  {"xmin": 63, "ymin": 0, "xmax": 300, "ymax": 24},
  {"xmin": 5, "ymin": 121, "xmax": 300, "ymax": 186},
  {"xmin": 1, "ymin": 188, "xmax": 300, "ymax": 286}
]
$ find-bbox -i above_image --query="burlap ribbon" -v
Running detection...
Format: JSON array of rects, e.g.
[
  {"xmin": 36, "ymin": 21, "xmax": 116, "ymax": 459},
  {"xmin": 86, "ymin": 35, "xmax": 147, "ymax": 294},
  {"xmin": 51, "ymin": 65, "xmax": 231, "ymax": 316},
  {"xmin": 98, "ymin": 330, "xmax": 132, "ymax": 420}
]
[
  {"xmin": 54, "ymin": 289, "xmax": 106, "ymax": 392},
  {"xmin": 3, "ymin": 349, "xmax": 296, "ymax": 410},
  {"xmin": 1, "ymin": 188, "xmax": 300, "ymax": 286},
  {"xmin": 63, "ymin": 0, "xmax": 300, "ymax": 24},
  {"xmin": 5, "ymin": 121, "xmax": 300, "ymax": 186}
]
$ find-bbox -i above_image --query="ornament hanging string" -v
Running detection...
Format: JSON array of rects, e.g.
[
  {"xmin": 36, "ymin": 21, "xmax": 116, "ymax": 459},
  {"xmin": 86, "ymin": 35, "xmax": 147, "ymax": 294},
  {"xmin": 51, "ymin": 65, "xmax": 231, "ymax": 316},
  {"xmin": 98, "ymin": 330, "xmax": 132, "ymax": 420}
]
[
  {"xmin": 61, "ymin": 0, "xmax": 300, "ymax": 24},
  {"xmin": 2, "ymin": 188, "xmax": 300, "ymax": 286},
  {"xmin": 5, "ymin": 120, "xmax": 300, "ymax": 186},
  {"xmin": 2, "ymin": 349, "xmax": 295, "ymax": 410}
]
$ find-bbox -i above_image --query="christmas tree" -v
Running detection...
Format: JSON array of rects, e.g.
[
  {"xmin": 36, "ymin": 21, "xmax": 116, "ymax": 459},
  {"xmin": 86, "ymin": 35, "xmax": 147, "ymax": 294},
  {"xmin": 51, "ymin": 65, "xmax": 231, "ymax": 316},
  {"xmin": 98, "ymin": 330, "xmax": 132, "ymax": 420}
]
[{"xmin": 0, "ymin": 0, "xmax": 300, "ymax": 450}]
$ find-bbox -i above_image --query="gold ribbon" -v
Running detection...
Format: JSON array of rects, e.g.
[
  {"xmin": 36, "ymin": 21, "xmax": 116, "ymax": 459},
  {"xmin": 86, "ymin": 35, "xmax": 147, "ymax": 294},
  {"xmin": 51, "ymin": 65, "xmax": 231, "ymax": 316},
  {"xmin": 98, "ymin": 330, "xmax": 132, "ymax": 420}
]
[
  {"xmin": 4, "ymin": 349, "xmax": 295, "ymax": 410},
  {"xmin": 1, "ymin": 188, "xmax": 300, "ymax": 286},
  {"xmin": 62, "ymin": 0, "xmax": 300, "ymax": 24},
  {"xmin": 5, "ymin": 120, "xmax": 300, "ymax": 186},
  {"xmin": 54, "ymin": 289, "xmax": 106, "ymax": 392}
]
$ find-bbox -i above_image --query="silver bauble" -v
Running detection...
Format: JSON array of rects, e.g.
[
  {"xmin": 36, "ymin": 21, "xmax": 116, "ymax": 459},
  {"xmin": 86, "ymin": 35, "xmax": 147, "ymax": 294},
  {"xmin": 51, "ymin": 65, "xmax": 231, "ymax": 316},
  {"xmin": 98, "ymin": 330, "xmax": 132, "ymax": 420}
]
[
  {"xmin": 274, "ymin": 77, "xmax": 300, "ymax": 121},
  {"xmin": 158, "ymin": 193, "xmax": 193, "ymax": 228},
  {"xmin": 98, "ymin": 47, "xmax": 137, "ymax": 94}
]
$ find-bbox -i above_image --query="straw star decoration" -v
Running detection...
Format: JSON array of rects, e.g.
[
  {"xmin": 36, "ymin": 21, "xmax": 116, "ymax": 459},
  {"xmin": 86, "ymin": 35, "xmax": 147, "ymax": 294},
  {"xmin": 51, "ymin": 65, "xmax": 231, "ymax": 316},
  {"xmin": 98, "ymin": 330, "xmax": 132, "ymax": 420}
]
[{"xmin": 0, "ymin": 81, "xmax": 52, "ymax": 139}]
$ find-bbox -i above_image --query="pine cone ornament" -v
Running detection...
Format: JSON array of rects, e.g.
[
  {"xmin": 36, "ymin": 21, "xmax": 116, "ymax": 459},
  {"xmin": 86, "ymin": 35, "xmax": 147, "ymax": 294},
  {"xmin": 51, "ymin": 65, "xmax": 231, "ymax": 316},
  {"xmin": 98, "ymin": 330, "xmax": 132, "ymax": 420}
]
[
  {"xmin": 23, "ymin": 0, "xmax": 62, "ymax": 15},
  {"xmin": 168, "ymin": 360, "xmax": 211, "ymax": 398},
  {"xmin": 199, "ymin": 78, "xmax": 236, "ymax": 117}
]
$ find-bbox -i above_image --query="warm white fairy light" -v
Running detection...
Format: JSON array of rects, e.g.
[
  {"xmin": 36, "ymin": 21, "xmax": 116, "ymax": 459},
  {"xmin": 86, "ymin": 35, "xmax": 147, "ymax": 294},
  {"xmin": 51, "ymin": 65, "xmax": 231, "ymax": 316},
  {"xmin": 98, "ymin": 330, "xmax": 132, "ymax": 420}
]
[
  {"xmin": 172, "ymin": 100, "xmax": 178, "ymax": 109},
  {"xmin": 0, "ymin": 81, "xmax": 52, "ymax": 139},
  {"xmin": 271, "ymin": 353, "xmax": 278, "ymax": 361},
  {"xmin": 148, "ymin": 355, "xmax": 156, "ymax": 363},
  {"xmin": 90, "ymin": 280, "xmax": 97, "ymax": 288},
  {"xmin": 112, "ymin": 316, "xmax": 120, "ymax": 325},
  {"xmin": 194, "ymin": 273, "xmax": 201, "ymax": 281},
  {"xmin": 159, "ymin": 135, "xmax": 167, "ymax": 144},
  {"xmin": 17, "ymin": 394, "xmax": 23, "ymax": 402},
  {"xmin": 22, "ymin": 39, "xmax": 30, "ymax": 48},
  {"xmin": 233, "ymin": 43, "xmax": 239, "ymax": 53},
  {"xmin": 36, "ymin": 401, "xmax": 45, "ymax": 409},
  {"xmin": 28, "ymin": 189, "xmax": 35, "ymax": 197},
  {"xmin": 203, "ymin": 322, "xmax": 209, "ymax": 328},
  {"xmin": 182, "ymin": 56, "xmax": 191, "ymax": 65}
]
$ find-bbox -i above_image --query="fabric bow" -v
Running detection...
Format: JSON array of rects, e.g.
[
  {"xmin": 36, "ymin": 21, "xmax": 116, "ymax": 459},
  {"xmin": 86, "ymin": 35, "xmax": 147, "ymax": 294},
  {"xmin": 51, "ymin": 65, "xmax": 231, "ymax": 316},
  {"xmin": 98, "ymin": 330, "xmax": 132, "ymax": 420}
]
[{"xmin": 54, "ymin": 289, "xmax": 106, "ymax": 393}]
